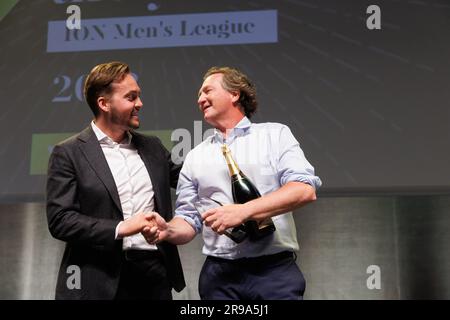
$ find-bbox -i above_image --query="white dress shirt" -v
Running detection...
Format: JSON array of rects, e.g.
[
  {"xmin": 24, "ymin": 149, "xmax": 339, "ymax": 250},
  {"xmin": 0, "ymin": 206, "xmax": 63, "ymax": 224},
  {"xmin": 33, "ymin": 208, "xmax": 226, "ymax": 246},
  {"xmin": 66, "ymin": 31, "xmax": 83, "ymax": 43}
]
[{"xmin": 91, "ymin": 121, "xmax": 157, "ymax": 251}]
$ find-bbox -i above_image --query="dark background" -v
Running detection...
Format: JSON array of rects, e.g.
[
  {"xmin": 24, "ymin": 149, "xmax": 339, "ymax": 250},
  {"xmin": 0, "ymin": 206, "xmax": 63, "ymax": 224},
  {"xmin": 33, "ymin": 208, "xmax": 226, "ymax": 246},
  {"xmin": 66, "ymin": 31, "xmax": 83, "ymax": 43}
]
[{"xmin": 1, "ymin": 0, "xmax": 450, "ymax": 200}]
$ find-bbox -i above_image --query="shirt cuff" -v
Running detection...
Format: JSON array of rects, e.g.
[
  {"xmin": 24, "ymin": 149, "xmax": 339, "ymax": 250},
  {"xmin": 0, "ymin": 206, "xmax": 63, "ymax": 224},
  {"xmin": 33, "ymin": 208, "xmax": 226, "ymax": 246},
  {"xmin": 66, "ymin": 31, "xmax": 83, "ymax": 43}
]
[
  {"xmin": 115, "ymin": 221, "xmax": 123, "ymax": 240},
  {"xmin": 282, "ymin": 174, "xmax": 322, "ymax": 190},
  {"xmin": 174, "ymin": 214, "xmax": 202, "ymax": 234}
]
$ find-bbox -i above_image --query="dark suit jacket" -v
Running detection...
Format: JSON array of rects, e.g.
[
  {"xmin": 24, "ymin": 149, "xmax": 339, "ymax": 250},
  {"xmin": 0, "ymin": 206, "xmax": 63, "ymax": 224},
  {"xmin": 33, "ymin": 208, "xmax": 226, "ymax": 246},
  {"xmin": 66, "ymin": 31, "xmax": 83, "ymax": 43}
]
[{"xmin": 46, "ymin": 126, "xmax": 185, "ymax": 299}]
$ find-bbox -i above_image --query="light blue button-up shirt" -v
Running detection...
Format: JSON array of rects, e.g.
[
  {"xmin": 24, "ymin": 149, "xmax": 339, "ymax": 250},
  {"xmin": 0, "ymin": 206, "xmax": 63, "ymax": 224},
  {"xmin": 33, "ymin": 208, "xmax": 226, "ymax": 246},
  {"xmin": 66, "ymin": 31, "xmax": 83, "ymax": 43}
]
[{"xmin": 174, "ymin": 117, "xmax": 322, "ymax": 259}]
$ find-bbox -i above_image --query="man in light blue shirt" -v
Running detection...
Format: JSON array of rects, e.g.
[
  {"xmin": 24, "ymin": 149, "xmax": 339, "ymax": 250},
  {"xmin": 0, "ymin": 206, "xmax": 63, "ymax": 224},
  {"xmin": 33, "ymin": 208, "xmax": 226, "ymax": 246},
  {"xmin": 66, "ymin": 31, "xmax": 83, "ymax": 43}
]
[{"xmin": 146, "ymin": 66, "xmax": 321, "ymax": 300}]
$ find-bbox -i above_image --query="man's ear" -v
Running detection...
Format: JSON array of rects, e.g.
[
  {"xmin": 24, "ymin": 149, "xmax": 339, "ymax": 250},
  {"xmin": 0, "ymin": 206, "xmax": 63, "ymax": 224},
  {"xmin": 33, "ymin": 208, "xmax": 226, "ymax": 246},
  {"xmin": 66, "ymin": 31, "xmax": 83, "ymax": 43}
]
[
  {"xmin": 230, "ymin": 91, "xmax": 240, "ymax": 104},
  {"xmin": 97, "ymin": 96, "xmax": 109, "ymax": 113}
]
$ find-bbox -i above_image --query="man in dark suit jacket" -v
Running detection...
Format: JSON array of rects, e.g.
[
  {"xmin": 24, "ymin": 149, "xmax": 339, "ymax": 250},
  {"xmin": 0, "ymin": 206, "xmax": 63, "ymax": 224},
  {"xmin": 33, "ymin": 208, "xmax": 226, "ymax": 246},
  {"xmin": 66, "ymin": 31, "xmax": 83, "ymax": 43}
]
[{"xmin": 46, "ymin": 61, "xmax": 185, "ymax": 299}]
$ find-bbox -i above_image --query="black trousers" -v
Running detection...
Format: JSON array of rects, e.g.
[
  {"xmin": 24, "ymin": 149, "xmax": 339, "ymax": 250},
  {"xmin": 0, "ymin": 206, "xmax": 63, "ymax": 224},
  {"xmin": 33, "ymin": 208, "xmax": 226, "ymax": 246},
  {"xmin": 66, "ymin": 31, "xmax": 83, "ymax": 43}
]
[
  {"xmin": 199, "ymin": 251, "xmax": 305, "ymax": 300},
  {"xmin": 114, "ymin": 250, "xmax": 172, "ymax": 300}
]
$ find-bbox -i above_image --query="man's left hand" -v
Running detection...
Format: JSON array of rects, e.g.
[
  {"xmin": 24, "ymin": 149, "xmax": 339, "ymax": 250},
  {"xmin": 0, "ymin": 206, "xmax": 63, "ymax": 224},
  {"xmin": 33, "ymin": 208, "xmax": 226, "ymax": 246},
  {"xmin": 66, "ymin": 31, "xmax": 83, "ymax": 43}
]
[{"xmin": 201, "ymin": 204, "xmax": 249, "ymax": 234}]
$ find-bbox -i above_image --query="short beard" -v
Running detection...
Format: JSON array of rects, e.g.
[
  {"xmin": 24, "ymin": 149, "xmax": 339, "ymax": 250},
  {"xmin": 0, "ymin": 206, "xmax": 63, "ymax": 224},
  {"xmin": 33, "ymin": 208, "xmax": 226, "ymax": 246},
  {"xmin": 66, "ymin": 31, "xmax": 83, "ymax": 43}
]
[{"xmin": 129, "ymin": 120, "xmax": 139, "ymax": 130}]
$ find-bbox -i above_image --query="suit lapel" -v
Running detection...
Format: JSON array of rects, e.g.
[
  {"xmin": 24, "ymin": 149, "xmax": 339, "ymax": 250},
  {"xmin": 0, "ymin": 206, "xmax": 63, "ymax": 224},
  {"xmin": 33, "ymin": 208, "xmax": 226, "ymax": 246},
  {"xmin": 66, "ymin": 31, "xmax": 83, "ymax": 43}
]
[{"xmin": 77, "ymin": 126, "xmax": 122, "ymax": 214}]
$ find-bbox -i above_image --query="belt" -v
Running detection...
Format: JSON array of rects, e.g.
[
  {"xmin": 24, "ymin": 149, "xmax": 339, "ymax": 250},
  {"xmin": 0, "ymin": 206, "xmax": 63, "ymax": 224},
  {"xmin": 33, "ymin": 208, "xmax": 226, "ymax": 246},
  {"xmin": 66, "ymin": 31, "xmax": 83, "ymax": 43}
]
[
  {"xmin": 123, "ymin": 249, "xmax": 161, "ymax": 261},
  {"xmin": 207, "ymin": 251, "xmax": 294, "ymax": 265}
]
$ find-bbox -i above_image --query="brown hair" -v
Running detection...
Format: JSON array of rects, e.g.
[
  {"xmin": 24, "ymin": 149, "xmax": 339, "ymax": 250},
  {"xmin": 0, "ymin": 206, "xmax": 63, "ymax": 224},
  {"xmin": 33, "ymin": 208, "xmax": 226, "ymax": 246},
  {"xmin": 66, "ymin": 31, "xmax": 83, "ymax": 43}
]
[
  {"xmin": 84, "ymin": 61, "xmax": 130, "ymax": 116},
  {"xmin": 203, "ymin": 66, "xmax": 258, "ymax": 118}
]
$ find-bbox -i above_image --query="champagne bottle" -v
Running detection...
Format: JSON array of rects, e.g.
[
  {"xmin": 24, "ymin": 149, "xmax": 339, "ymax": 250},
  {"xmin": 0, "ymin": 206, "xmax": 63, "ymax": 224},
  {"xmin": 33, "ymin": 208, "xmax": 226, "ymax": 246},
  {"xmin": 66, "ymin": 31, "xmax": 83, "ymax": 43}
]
[{"xmin": 221, "ymin": 144, "xmax": 276, "ymax": 241}]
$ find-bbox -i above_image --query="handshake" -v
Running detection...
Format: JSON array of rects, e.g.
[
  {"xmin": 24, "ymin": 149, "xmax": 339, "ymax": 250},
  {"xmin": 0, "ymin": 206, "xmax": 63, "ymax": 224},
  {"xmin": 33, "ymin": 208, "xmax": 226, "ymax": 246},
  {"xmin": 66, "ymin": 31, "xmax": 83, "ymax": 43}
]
[
  {"xmin": 117, "ymin": 203, "xmax": 250, "ymax": 245},
  {"xmin": 117, "ymin": 211, "xmax": 168, "ymax": 245}
]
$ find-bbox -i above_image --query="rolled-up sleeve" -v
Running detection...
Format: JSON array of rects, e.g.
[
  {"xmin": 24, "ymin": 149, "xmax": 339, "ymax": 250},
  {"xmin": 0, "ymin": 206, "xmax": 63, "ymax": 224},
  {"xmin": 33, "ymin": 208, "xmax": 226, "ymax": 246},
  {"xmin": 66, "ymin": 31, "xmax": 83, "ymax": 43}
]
[
  {"xmin": 276, "ymin": 125, "xmax": 322, "ymax": 190},
  {"xmin": 174, "ymin": 154, "xmax": 203, "ymax": 234}
]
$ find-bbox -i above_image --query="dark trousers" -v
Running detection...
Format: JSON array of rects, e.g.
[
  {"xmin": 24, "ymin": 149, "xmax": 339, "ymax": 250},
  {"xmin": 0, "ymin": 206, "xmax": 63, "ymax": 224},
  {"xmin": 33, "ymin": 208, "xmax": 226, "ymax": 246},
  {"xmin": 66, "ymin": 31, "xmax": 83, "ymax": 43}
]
[
  {"xmin": 114, "ymin": 250, "xmax": 172, "ymax": 300},
  {"xmin": 199, "ymin": 251, "xmax": 305, "ymax": 300}
]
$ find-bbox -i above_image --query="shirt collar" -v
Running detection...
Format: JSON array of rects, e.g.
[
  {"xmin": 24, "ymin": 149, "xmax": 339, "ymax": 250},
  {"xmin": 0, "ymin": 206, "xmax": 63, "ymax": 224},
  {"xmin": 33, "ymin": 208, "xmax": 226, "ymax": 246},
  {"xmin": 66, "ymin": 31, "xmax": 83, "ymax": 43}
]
[
  {"xmin": 213, "ymin": 116, "xmax": 252, "ymax": 143},
  {"xmin": 91, "ymin": 121, "xmax": 132, "ymax": 145}
]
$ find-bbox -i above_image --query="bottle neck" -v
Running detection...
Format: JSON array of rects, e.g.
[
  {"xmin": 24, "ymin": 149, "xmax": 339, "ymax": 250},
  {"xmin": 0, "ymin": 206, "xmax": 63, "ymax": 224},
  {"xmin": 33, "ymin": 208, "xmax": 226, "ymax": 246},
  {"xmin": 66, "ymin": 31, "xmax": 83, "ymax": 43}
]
[{"xmin": 221, "ymin": 145, "xmax": 243, "ymax": 178}]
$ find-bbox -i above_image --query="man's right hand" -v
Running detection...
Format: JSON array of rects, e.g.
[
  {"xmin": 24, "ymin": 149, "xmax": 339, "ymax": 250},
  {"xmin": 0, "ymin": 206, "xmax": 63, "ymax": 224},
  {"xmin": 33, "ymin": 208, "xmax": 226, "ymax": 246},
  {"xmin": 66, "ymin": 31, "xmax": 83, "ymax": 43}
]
[{"xmin": 117, "ymin": 212, "xmax": 160, "ymax": 238}]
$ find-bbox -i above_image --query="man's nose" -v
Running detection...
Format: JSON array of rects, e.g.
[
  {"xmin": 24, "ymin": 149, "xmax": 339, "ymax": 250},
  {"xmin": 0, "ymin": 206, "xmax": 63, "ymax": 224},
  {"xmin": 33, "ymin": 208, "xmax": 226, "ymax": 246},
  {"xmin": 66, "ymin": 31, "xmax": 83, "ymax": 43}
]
[
  {"xmin": 198, "ymin": 94, "xmax": 206, "ymax": 106},
  {"xmin": 135, "ymin": 97, "xmax": 143, "ymax": 109}
]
